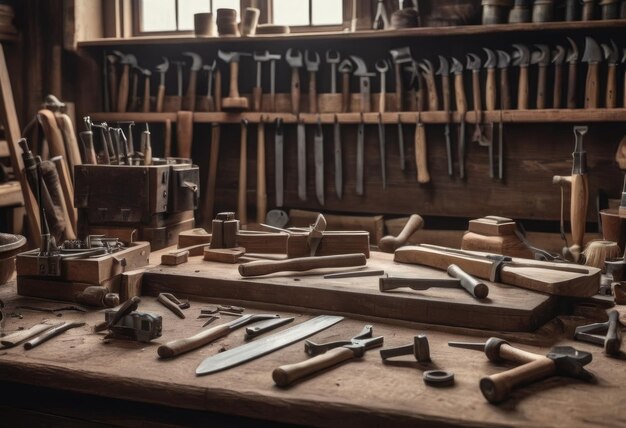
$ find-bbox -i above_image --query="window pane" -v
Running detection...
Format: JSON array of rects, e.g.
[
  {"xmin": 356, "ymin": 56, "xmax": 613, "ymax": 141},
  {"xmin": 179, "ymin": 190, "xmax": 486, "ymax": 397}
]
[
  {"xmin": 273, "ymin": 0, "xmax": 310, "ymax": 26},
  {"xmin": 178, "ymin": 0, "xmax": 211, "ymax": 31},
  {"xmin": 312, "ymin": 0, "xmax": 342, "ymax": 25},
  {"xmin": 213, "ymin": 0, "xmax": 241, "ymax": 22},
  {"xmin": 141, "ymin": 0, "xmax": 177, "ymax": 32}
]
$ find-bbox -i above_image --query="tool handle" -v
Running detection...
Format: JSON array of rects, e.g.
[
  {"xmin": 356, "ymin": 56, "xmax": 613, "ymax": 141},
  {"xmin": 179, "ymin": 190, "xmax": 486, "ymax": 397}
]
[
  {"xmin": 395, "ymin": 64, "xmax": 403, "ymax": 111},
  {"xmin": 176, "ymin": 111, "xmax": 194, "ymax": 159},
  {"xmin": 157, "ymin": 294, "xmax": 185, "ymax": 318},
  {"xmin": 480, "ymin": 356, "xmax": 555, "ymax": 403},
  {"xmin": 0, "ymin": 323, "xmax": 56, "ymax": 347},
  {"xmin": 378, "ymin": 214, "xmax": 424, "ymax": 253},
  {"xmin": 158, "ymin": 323, "xmax": 230, "ymax": 358},
  {"xmin": 584, "ymin": 62, "xmax": 599, "ymax": 109},
  {"xmin": 24, "ymin": 322, "xmax": 83, "ymax": 350},
  {"xmin": 253, "ymin": 86, "xmax": 262, "ymax": 112},
  {"xmin": 472, "ymin": 70, "xmax": 482, "ymax": 112},
  {"xmin": 238, "ymin": 122, "xmax": 248, "ymax": 225},
  {"xmin": 38, "ymin": 110, "xmax": 68, "ymax": 161},
  {"xmin": 486, "ymin": 68, "xmax": 496, "ymax": 111},
  {"xmin": 257, "ymin": 122, "xmax": 266, "ymax": 224},
  {"xmin": 309, "ymin": 71, "xmax": 317, "ymax": 114},
  {"xmin": 441, "ymin": 75, "xmax": 451, "ymax": 113},
  {"xmin": 425, "ymin": 73, "xmax": 439, "ymax": 111},
  {"xmin": 184, "ymin": 70, "xmax": 198, "ymax": 111},
  {"xmin": 454, "ymin": 74, "xmax": 467, "ymax": 113},
  {"xmin": 499, "ymin": 68, "xmax": 511, "ymax": 110},
  {"xmin": 553, "ymin": 64, "xmax": 563, "ymax": 109},
  {"xmin": 415, "ymin": 123, "xmax": 430, "ymax": 184},
  {"xmin": 215, "ymin": 68, "xmax": 222, "ymax": 112},
  {"xmin": 517, "ymin": 66, "xmax": 529, "ymax": 109},
  {"xmin": 79, "ymin": 131, "xmax": 97, "ymax": 164},
  {"xmin": 239, "ymin": 253, "xmax": 367, "ymax": 277},
  {"xmin": 117, "ymin": 64, "xmax": 130, "ymax": 112},
  {"xmin": 567, "ymin": 62, "xmax": 577, "ymax": 109},
  {"xmin": 142, "ymin": 77, "xmax": 151, "ymax": 112},
  {"xmin": 156, "ymin": 85, "xmax": 165, "ymax": 113},
  {"xmin": 273, "ymin": 347, "xmax": 355, "ymax": 387},
  {"xmin": 291, "ymin": 68, "xmax": 301, "ymax": 115},
  {"xmin": 342, "ymin": 72, "xmax": 351, "ymax": 113},
  {"xmin": 447, "ymin": 264, "xmax": 489, "ymax": 299},
  {"xmin": 570, "ymin": 173, "xmax": 588, "ymax": 250},
  {"xmin": 536, "ymin": 65, "xmax": 547, "ymax": 109},
  {"xmin": 229, "ymin": 62, "xmax": 240, "ymax": 98},
  {"xmin": 201, "ymin": 124, "xmax": 220, "ymax": 223},
  {"xmin": 606, "ymin": 64, "xmax": 616, "ymax": 109}
]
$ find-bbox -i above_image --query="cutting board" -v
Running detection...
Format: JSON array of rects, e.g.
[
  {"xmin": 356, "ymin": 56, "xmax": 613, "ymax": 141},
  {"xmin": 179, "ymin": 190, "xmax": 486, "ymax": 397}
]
[{"xmin": 142, "ymin": 252, "xmax": 557, "ymax": 332}]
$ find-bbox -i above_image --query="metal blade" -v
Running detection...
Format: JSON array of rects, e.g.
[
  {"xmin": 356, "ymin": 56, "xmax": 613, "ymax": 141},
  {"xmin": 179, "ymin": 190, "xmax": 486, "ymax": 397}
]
[
  {"xmin": 275, "ymin": 119, "xmax": 284, "ymax": 207},
  {"xmin": 196, "ymin": 315, "xmax": 343, "ymax": 375},
  {"xmin": 297, "ymin": 122, "xmax": 307, "ymax": 201},
  {"xmin": 333, "ymin": 121, "xmax": 342, "ymax": 199},
  {"xmin": 378, "ymin": 115, "xmax": 386, "ymax": 190},
  {"xmin": 356, "ymin": 122, "xmax": 364, "ymax": 195},
  {"xmin": 314, "ymin": 120, "xmax": 324, "ymax": 205}
]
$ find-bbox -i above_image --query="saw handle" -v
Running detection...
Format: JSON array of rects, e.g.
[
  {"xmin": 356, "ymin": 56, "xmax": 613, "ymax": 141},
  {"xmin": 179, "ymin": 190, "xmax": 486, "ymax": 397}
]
[
  {"xmin": 447, "ymin": 264, "xmax": 489, "ymax": 299},
  {"xmin": 517, "ymin": 66, "xmax": 529, "ymax": 109},
  {"xmin": 273, "ymin": 347, "xmax": 355, "ymax": 387},
  {"xmin": 584, "ymin": 63, "xmax": 599, "ymax": 109},
  {"xmin": 291, "ymin": 68, "xmax": 301, "ymax": 115},
  {"xmin": 239, "ymin": 253, "xmax": 367, "ymax": 277},
  {"xmin": 158, "ymin": 323, "xmax": 230, "ymax": 358},
  {"xmin": 378, "ymin": 214, "xmax": 424, "ymax": 253},
  {"xmin": 480, "ymin": 355, "xmax": 555, "ymax": 403}
]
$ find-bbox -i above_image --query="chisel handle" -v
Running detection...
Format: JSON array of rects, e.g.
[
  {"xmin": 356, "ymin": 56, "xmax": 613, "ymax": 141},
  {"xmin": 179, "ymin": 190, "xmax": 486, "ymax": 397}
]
[
  {"xmin": 486, "ymin": 68, "xmax": 496, "ymax": 111},
  {"xmin": 584, "ymin": 63, "xmax": 599, "ymax": 109},
  {"xmin": 454, "ymin": 74, "xmax": 467, "ymax": 113},
  {"xmin": 273, "ymin": 347, "xmax": 355, "ymax": 387},
  {"xmin": 606, "ymin": 64, "xmax": 616, "ymax": 109},
  {"xmin": 378, "ymin": 214, "xmax": 424, "ymax": 253},
  {"xmin": 499, "ymin": 68, "xmax": 511, "ymax": 110},
  {"xmin": 229, "ymin": 62, "xmax": 240, "ymax": 98},
  {"xmin": 472, "ymin": 70, "xmax": 482, "ymax": 112},
  {"xmin": 570, "ymin": 173, "xmax": 588, "ymax": 252},
  {"xmin": 447, "ymin": 264, "xmax": 489, "ymax": 299},
  {"xmin": 480, "ymin": 355, "xmax": 555, "ymax": 403},
  {"xmin": 156, "ymin": 84, "xmax": 165, "ymax": 113},
  {"xmin": 415, "ymin": 122, "xmax": 430, "ymax": 184},
  {"xmin": 517, "ymin": 66, "xmax": 528, "ymax": 109},
  {"xmin": 117, "ymin": 64, "xmax": 130, "ymax": 113},
  {"xmin": 567, "ymin": 62, "xmax": 577, "ymax": 109},
  {"xmin": 536, "ymin": 65, "xmax": 546, "ymax": 109},
  {"xmin": 424, "ymin": 73, "xmax": 439, "ymax": 111},
  {"xmin": 291, "ymin": 68, "xmax": 301, "ymax": 115},
  {"xmin": 239, "ymin": 253, "xmax": 367, "ymax": 277},
  {"xmin": 157, "ymin": 323, "xmax": 230, "ymax": 358}
]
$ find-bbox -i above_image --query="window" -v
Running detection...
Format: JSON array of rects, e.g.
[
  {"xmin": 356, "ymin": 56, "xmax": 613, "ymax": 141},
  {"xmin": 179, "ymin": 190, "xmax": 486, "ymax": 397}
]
[
  {"xmin": 138, "ymin": 0, "xmax": 240, "ymax": 33},
  {"xmin": 273, "ymin": 0, "xmax": 343, "ymax": 26}
]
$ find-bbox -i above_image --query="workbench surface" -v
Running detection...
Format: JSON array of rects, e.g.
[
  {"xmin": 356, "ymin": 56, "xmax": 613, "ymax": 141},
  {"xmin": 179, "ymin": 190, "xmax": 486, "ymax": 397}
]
[{"xmin": 1, "ymin": 249, "xmax": 625, "ymax": 427}]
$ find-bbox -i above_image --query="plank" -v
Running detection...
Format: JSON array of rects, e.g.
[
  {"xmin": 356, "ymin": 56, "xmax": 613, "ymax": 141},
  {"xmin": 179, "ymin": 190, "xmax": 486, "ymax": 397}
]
[{"xmin": 143, "ymin": 252, "xmax": 555, "ymax": 332}]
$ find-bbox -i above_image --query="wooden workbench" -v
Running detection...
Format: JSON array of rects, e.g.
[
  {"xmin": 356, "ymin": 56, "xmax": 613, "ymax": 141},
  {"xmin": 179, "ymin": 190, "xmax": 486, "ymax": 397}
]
[{"xmin": 0, "ymin": 248, "xmax": 624, "ymax": 427}]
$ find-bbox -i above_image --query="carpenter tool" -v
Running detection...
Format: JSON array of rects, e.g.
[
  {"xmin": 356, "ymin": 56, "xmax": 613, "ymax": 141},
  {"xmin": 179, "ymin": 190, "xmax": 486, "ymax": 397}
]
[
  {"xmin": 273, "ymin": 325, "xmax": 383, "ymax": 386},
  {"xmin": 202, "ymin": 60, "xmax": 216, "ymax": 111},
  {"xmin": 140, "ymin": 123, "xmax": 152, "ymax": 165},
  {"xmin": 238, "ymin": 253, "xmax": 367, "ymax": 277},
  {"xmin": 323, "ymin": 269, "xmax": 385, "ymax": 279},
  {"xmin": 218, "ymin": 50, "xmax": 251, "ymax": 110},
  {"xmin": 574, "ymin": 310, "xmax": 622, "ymax": 356},
  {"xmin": 155, "ymin": 57, "xmax": 169, "ymax": 113},
  {"xmin": 244, "ymin": 316, "xmax": 294, "ymax": 340},
  {"xmin": 267, "ymin": 52, "xmax": 281, "ymax": 111},
  {"xmin": 182, "ymin": 51, "xmax": 202, "ymax": 111},
  {"xmin": 286, "ymin": 49, "xmax": 303, "ymax": 115},
  {"xmin": 351, "ymin": 55, "xmax": 374, "ymax": 113},
  {"xmin": 0, "ymin": 323, "xmax": 59, "ymax": 348},
  {"xmin": 257, "ymin": 116, "xmax": 267, "ymax": 223},
  {"xmin": 376, "ymin": 59, "xmax": 389, "ymax": 113},
  {"xmin": 566, "ymin": 37, "xmax": 579, "ymax": 109},
  {"xmin": 196, "ymin": 315, "xmax": 343, "ymax": 375},
  {"xmin": 419, "ymin": 59, "xmax": 439, "ymax": 111},
  {"xmin": 116, "ymin": 52, "xmax": 137, "ymax": 113},
  {"xmin": 602, "ymin": 40, "xmax": 619, "ymax": 108},
  {"xmin": 377, "ymin": 112, "xmax": 387, "ymax": 190},
  {"xmin": 437, "ymin": 56, "xmax": 453, "ymax": 176},
  {"xmin": 94, "ymin": 296, "xmax": 141, "ymax": 333},
  {"xmin": 23, "ymin": 321, "xmax": 85, "ymax": 350},
  {"xmin": 305, "ymin": 50, "xmax": 321, "ymax": 114},
  {"xmin": 238, "ymin": 119, "xmax": 249, "ymax": 224},
  {"xmin": 582, "ymin": 37, "xmax": 602, "ymax": 109},
  {"xmin": 512, "ymin": 44, "xmax": 530, "ymax": 109},
  {"xmin": 467, "ymin": 53, "xmax": 488, "ymax": 148},
  {"xmin": 157, "ymin": 293, "xmax": 189, "ymax": 319},
  {"xmin": 314, "ymin": 115, "xmax": 325, "ymax": 205},
  {"xmin": 531, "ymin": 44, "xmax": 550, "ymax": 109},
  {"xmin": 307, "ymin": 213, "xmax": 327, "ymax": 257},
  {"xmin": 338, "ymin": 58, "xmax": 353, "ymax": 113},
  {"xmin": 552, "ymin": 126, "xmax": 589, "ymax": 263},
  {"xmin": 171, "ymin": 60, "xmax": 185, "ymax": 111},
  {"xmin": 158, "ymin": 313, "xmax": 279, "ymax": 358},
  {"xmin": 104, "ymin": 310, "xmax": 162, "ymax": 342},
  {"xmin": 253, "ymin": 51, "xmax": 271, "ymax": 111},
  {"xmin": 449, "ymin": 337, "xmax": 594, "ymax": 404},
  {"xmin": 297, "ymin": 116, "xmax": 307, "ymax": 201},
  {"xmin": 380, "ymin": 334, "xmax": 430, "ymax": 363},
  {"xmin": 138, "ymin": 67, "xmax": 152, "ymax": 112},
  {"xmin": 552, "ymin": 45, "xmax": 565, "ymax": 109},
  {"xmin": 496, "ymin": 50, "xmax": 511, "ymax": 110},
  {"xmin": 326, "ymin": 50, "xmax": 341, "ymax": 94},
  {"xmin": 333, "ymin": 114, "xmax": 343, "ymax": 199},
  {"xmin": 274, "ymin": 118, "xmax": 284, "ymax": 207},
  {"xmin": 390, "ymin": 47, "xmax": 412, "ymax": 113},
  {"xmin": 380, "ymin": 263, "xmax": 489, "ymax": 299},
  {"xmin": 378, "ymin": 214, "xmax": 424, "ymax": 253},
  {"xmin": 351, "ymin": 56, "xmax": 375, "ymax": 194},
  {"xmin": 451, "ymin": 57, "xmax": 468, "ymax": 178}
]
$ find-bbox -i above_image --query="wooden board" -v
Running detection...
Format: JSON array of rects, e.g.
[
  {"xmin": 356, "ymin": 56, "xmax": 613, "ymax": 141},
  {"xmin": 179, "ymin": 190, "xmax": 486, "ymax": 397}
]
[{"xmin": 141, "ymin": 252, "xmax": 556, "ymax": 332}]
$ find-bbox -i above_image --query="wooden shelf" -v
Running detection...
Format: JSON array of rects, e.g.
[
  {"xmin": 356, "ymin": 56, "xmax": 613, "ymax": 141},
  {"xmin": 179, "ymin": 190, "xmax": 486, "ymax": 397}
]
[
  {"xmin": 89, "ymin": 108, "xmax": 626, "ymax": 125},
  {"xmin": 77, "ymin": 19, "xmax": 626, "ymax": 48}
]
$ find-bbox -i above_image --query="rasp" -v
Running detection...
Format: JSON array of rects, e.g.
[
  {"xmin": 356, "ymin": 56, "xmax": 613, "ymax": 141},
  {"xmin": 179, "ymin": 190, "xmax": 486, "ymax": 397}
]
[
  {"xmin": 297, "ymin": 120, "xmax": 307, "ymax": 201},
  {"xmin": 274, "ymin": 118, "xmax": 284, "ymax": 207},
  {"xmin": 196, "ymin": 315, "xmax": 343, "ymax": 375},
  {"xmin": 356, "ymin": 121, "xmax": 365, "ymax": 195},
  {"xmin": 333, "ymin": 117, "xmax": 343, "ymax": 199},
  {"xmin": 314, "ymin": 116, "xmax": 324, "ymax": 205}
]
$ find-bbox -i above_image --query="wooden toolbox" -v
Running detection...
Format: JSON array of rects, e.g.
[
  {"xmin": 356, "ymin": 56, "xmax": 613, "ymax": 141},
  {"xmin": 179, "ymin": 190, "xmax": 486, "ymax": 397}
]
[{"xmin": 74, "ymin": 161, "xmax": 199, "ymax": 250}]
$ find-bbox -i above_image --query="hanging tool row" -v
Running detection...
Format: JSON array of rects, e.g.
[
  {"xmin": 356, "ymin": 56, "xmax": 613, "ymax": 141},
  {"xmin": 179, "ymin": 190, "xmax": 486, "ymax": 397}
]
[{"xmin": 80, "ymin": 117, "xmax": 152, "ymax": 166}]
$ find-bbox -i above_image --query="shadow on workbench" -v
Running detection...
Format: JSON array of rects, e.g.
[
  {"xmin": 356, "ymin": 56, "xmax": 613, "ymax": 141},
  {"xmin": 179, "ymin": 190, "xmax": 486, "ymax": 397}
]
[{"xmin": 0, "ymin": 381, "xmax": 303, "ymax": 427}]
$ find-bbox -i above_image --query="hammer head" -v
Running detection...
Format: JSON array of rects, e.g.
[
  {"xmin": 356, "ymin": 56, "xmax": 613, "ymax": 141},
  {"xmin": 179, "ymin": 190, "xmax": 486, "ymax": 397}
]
[
  {"xmin": 531, "ymin": 44, "xmax": 550, "ymax": 66},
  {"xmin": 182, "ymin": 51, "xmax": 202, "ymax": 71},
  {"xmin": 466, "ymin": 53, "xmax": 481, "ymax": 70},
  {"xmin": 350, "ymin": 55, "xmax": 375, "ymax": 77},
  {"xmin": 450, "ymin": 57, "xmax": 463, "ymax": 74},
  {"xmin": 418, "ymin": 59, "xmax": 434, "ymax": 74},
  {"xmin": 552, "ymin": 45, "xmax": 565, "ymax": 65},
  {"xmin": 496, "ymin": 50, "xmax": 511, "ymax": 69},
  {"xmin": 582, "ymin": 37, "xmax": 602, "ymax": 64},
  {"xmin": 285, "ymin": 48, "xmax": 303, "ymax": 67},
  {"xmin": 304, "ymin": 50, "xmax": 321, "ymax": 72},
  {"xmin": 436, "ymin": 56, "xmax": 449, "ymax": 76},
  {"xmin": 390, "ymin": 46, "xmax": 412, "ymax": 65},
  {"xmin": 155, "ymin": 57, "xmax": 169, "ymax": 73},
  {"xmin": 512, "ymin": 44, "xmax": 530, "ymax": 67},
  {"xmin": 566, "ymin": 37, "xmax": 579, "ymax": 63},
  {"xmin": 547, "ymin": 346, "xmax": 594, "ymax": 381},
  {"xmin": 121, "ymin": 53, "xmax": 137, "ymax": 67},
  {"xmin": 218, "ymin": 50, "xmax": 250, "ymax": 64},
  {"xmin": 602, "ymin": 39, "xmax": 619, "ymax": 65},
  {"xmin": 483, "ymin": 48, "xmax": 497, "ymax": 69},
  {"xmin": 253, "ymin": 50, "xmax": 271, "ymax": 62}
]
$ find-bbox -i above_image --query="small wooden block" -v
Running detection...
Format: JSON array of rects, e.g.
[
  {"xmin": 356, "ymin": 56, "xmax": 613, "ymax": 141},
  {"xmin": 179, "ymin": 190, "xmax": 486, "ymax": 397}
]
[
  {"xmin": 161, "ymin": 250, "xmax": 190, "ymax": 266},
  {"xmin": 120, "ymin": 269, "xmax": 145, "ymax": 301},
  {"xmin": 222, "ymin": 97, "xmax": 249, "ymax": 110},
  {"xmin": 468, "ymin": 217, "xmax": 517, "ymax": 236},
  {"xmin": 211, "ymin": 219, "xmax": 224, "ymax": 249},
  {"xmin": 223, "ymin": 219, "xmax": 239, "ymax": 248},
  {"xmin": 203, "ymin": 247, "xmax": 246, "ymax": 264},
  {"xmin": 216, "ymin": 212, "xmax": 235, "ymax": 221}
]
